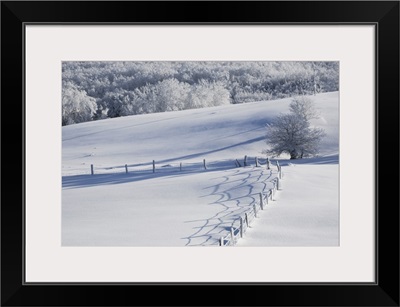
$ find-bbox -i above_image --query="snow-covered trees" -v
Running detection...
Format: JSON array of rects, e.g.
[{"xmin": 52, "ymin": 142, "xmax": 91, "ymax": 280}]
[
  {"xmin": 62, "ymin": 83, "xmax": 97, "ymax": 125},
  {"xmin": 154, "ymin": 78, "xmax": 190, "ymax": 112},
  {"xmin": 265, "ymin": 96, "xmax": 326, "ymax": 159},
  {"xmin": 186, "ymin": 80, "xmax": 230, "ymax": 109},
  {"xmin": 62, "ymin": 61, "xmax": 339, "ymax": 125}
]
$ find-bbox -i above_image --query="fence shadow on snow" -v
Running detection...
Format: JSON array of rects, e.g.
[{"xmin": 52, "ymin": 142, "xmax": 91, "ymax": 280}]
[{"xmin": 182, "ymin": 167, "xmax": 282, "ymax": 246}]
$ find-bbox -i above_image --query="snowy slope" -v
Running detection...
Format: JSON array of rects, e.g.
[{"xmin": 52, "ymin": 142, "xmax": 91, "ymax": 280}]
[
  {"xmin": 62, "ymin": 92, "xmax": 339, "ymax": 246},
  {"xmin": 62, "ymin": 99, "xmax": 282, "ymax": 176},
  {"xmin": 237, "ymin": 155, "xmax": 339, "ymax": 246},
  {"xmin": 62, "ymin": 92, "xmax": 338, "ymax": 175}
]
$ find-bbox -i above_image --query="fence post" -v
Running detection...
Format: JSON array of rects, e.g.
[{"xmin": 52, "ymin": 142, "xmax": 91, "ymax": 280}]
[
  {"xmin": 180, "ymin": 162, "xmax": 182, "ymax": 171},
  {"xmin": 244, "ymin": 155, "xmax": 247, "ymax": 167},
  {"xmin": 266, "ymin": 158, "xmax": 270, "ymax": 170},
  {"xmin": 253, "ymin": 204, "xmax": 257, "ymax": 217},
  {"xmin": 276, "ymin": 160, "xmax": 280, "ymax": 171},
  {"xmin": 203, "ymin": 159, "xmax": 207, "ymax": 170},
  {"xmin": 90, "ymin": 164, "xmax": 94, "ymax": 175},
  {"xmin": 259, "ymin": 193, "xmax": 264, "ymax": 210},
  {"xmin": 230, "ymin": 228, "xmax": 235, "ymax": 245},
  {"xmin": 125, "ymin": 164, "xmax": 128, "ymax": 174},
  {"xmin": 270, "ymin": 189, "xmax": 274, "ymax": 200},
  {"xmin": 277, "ymin": 177, "xmax": 280, "ymax": 190},
  {"xmin": 255, "ymin": 157, "xmax": 258, "ymax": 167},
  {"xmin": 219, "ymin": 237, "xmax": 224, "ymax": 246},
  {"xmin": 245, "ymin": 213, "xmax": 249, "ymax": 227},
  {"xmin": 240, "ymin": 217, "xmax": 243, "ymax": 237},
  {"xmin": 153, "ymin": 160, "xmax": 155, "ymax": 173},
  {"xmin": 279, "ymin": 166, "xmax": 282, "ymax": 179}
]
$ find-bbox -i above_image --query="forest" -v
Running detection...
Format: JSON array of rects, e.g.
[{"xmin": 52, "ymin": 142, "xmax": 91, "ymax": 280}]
[{"xmin": 62, "ymin": 61, "xmax": 339, "ymax": 125}]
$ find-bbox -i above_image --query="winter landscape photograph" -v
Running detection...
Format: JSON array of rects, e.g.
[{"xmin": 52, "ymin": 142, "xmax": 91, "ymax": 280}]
[{"xmin": 62, "ymin": 61, "xmax": 339, "ymax": 247}]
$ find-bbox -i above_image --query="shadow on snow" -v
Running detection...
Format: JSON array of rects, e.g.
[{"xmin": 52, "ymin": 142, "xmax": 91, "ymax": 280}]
[
  {"xmin": 62, "ymin": 153, "xmax": 336, "ymax": 247},
  {"xmin": 62, "ymin": 161, "xmax": 237, "ymax": 189},
  {"xmin": 275, "ymin": 154, "xmax": 339, "ymax": 166},
  {"xmin": 181, "ymin": 168, "xmax": 275, "ymax": 247}
]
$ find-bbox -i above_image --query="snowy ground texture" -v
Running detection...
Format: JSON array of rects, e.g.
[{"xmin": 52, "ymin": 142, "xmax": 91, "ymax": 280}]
[{"xmin": 62, "ymin": 92, "xmax": 339, "ymax": 246}]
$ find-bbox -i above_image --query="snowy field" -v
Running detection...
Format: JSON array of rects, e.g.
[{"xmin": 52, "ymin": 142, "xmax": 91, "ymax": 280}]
[
  {"xmin": 237, "ymin": 155, "xmax": 339, "ymax": 246},
  {"xmin": 62, "ymin": 92, "xmax": 339, "ymax": 246}
]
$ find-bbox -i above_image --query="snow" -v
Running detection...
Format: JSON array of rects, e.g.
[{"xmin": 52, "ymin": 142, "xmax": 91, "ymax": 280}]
[
  {"xmin": 62, "ymin": 92, "xmax": 339, "ymax": 246},
  {"xmin": 237, "ymin": 155, "xmax": 339, "ymax": 246},
  {"xmin": 63, "ymin": 167, "xmax": 277, "ymax": 246}
]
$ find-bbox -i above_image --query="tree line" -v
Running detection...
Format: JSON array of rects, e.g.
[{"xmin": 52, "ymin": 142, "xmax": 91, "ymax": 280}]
[{"xmin": 62, "ymin": 61, "xmax": 339, "ymax": 126}]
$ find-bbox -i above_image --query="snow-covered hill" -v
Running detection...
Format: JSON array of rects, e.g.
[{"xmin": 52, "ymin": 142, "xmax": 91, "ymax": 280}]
[{"xmin": 62, "ymin": 92, "xmax": 339, "ymax": 246}]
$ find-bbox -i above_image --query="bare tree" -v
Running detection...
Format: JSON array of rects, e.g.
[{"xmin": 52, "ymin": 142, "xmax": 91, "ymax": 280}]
[{"xmin": 265, "ymin": 97, "xmax": 325, "ymax": 159}]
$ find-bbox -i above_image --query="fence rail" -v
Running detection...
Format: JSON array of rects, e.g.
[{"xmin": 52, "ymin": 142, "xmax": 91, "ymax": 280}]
[
  {"xmin": 63, "ymin": 153, "xmax": 284, "ymax": 247},
  {"xmin": 64, "ymin": 154, "xmax": 283, "ymax": 178},
  {"xmin": 219, "ymin": 176, "xmax": 281, "ymax": 246},
  {"xmin": 73, "ymin": 159, "xmax": 222, "ymax": 177}
]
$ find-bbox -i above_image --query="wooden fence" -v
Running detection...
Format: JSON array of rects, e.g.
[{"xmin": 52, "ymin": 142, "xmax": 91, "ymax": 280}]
[
  {"xmin": 81, "ymin": 155, "xmax": 284, "ymax": 247},
  {"xmin": 85, "ymin": 155, "xmax": 281, "ymax": 177},
  {"xmin": 88, "ymin": 159, "xmax": 211, "ymax": 176},
  {"xmin": 219, "ymin": 175, "xmax": 281, "ymax": 246}
]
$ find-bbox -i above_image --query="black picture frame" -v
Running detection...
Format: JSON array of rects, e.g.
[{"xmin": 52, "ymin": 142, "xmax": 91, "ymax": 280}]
[{"xmin": 1, "ymin": 1, "xmax": 399, "ymax": 306}]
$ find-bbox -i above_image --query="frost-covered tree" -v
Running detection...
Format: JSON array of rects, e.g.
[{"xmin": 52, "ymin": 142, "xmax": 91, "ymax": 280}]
[
  {"xmin": 154, "ymin": 78, "xmax": 190, "ymax": 112},
  {"xmin": 289, "ymin": 96, "xmax": 320, "ymax": 121},
  {"xmin": 265, "ymin": 97, "xmax": 325, "ymax": 159},
  {"xmin": 61, "ymin": 61, "xmax": 339, "ymax": 124},
  {"xmin": 102, "ymin": 89, "xmax": 133, "ymax": 118},
  {"xmin": 186, "ymin": 80, "xmax": 230, "ymax": 109},
  {"xmin": 62, "ymin": 83, "xmax": 97, "ymax": 125}
]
